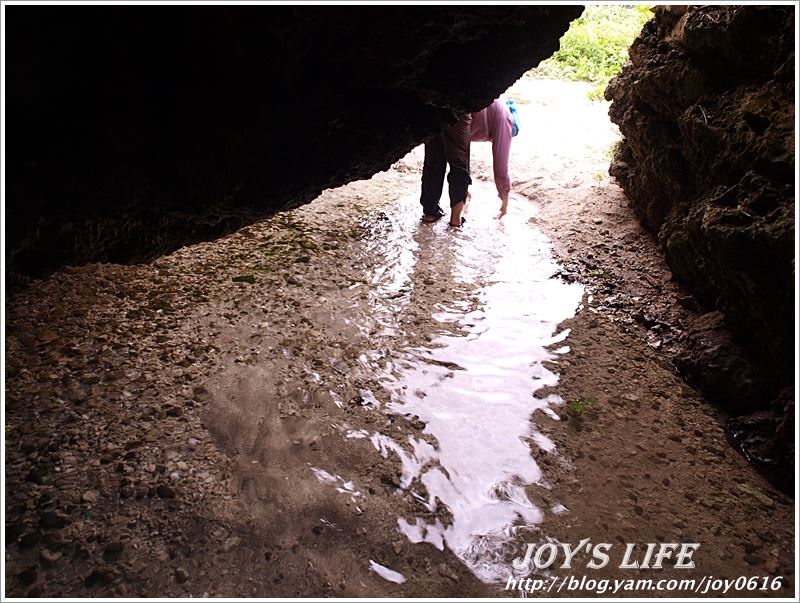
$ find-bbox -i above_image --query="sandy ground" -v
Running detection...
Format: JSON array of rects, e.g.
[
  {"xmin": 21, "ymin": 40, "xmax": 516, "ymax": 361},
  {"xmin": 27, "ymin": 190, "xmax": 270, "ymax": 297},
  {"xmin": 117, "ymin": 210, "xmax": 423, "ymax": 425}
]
[{"xmin": 4, "ymin": 79, "xmax": 795, "ymax": 598}]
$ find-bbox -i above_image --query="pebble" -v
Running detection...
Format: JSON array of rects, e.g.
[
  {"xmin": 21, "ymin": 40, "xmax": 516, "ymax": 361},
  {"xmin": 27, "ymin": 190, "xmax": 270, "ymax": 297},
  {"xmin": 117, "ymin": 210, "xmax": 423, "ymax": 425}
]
[
  {"xmin": 36, "ymin": 328, "xmax": 58, "ymax": 343},
  {"xmin": 737, "ymin": 483, "xmax": 775, "ymax": 509},
  {"xmin": 39, "ymin": 548, "xmax": 63, "ymax": 565},
  {"xmin": 437, "ymin": 563, "xmax": 459, "ymax": 583},
  {"xmin": 223, "ymin": 536, "xmax": 241, "ymax": 552},
  {"xmin": 410, "ymin": 418, "xmax": 426, "ymax": 431},
  {"xmin": 764, "ymin": 547, "xmax": 780, "ymax": 574},
  {"xmin": 82, "ymin": 490, "xmax": 100, "ymax": 504}
]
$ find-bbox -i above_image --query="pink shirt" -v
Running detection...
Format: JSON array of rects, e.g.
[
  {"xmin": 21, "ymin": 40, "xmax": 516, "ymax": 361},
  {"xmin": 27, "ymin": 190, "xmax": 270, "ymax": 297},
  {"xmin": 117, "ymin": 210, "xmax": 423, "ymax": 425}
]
[{"xmin": 470, "ymin": 99, "xmax": 513, "ymax": 198}]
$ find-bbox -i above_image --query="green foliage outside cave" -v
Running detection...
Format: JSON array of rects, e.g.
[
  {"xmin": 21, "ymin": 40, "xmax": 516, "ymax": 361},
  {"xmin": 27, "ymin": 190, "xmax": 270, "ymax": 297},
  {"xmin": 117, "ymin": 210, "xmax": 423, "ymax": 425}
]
[{"xmin": 530, "ymin": 4, "xmax": 653, "ymax": 101}]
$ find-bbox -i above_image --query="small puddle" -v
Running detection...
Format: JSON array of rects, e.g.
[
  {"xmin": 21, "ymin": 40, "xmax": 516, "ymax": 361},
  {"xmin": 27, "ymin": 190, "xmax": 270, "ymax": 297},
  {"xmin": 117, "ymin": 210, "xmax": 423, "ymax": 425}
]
[{"xmin": 363, "ymin": 181, "xmax": 583, "ymax": 583}]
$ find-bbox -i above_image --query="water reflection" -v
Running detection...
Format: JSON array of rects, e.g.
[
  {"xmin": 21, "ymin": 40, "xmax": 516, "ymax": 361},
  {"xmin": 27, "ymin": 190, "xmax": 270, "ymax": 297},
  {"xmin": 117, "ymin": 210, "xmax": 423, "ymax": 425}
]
[{"xmin": 366, "ymin": 181, "xmax": 583, "ymax": 583}]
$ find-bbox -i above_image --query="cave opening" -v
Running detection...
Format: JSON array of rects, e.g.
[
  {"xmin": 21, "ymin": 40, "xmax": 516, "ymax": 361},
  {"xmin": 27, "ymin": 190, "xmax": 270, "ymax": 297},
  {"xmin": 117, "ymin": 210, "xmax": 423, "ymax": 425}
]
[{"xmin": 3, "ymin": 3, "xmax": 796, "ymax": 599}]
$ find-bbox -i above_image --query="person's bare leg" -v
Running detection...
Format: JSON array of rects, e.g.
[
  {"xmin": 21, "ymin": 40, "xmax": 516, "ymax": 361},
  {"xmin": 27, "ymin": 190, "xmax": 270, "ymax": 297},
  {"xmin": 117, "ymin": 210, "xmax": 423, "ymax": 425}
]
[
  {"xmin": 442, "ymin": 114, "xmax": 471, "ymax": 227},
  {"xmin": 449, "ymin": 200, "xmax": 465, "ymax": 226}
]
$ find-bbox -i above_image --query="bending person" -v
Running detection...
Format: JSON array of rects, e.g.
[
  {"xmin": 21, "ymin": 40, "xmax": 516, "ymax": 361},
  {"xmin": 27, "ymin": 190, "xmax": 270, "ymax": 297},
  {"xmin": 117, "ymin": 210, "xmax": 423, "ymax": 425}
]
[{"xmin": 470, "ymin": 99, "xmax": 514, "ymax": 218}]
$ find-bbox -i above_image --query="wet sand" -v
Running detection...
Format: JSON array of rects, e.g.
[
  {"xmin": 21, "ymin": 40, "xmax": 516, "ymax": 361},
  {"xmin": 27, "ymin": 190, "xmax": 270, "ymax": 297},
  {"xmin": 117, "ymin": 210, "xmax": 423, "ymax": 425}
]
[{"xmin": 4, "ymin": 79, "xmax": 794, "ymax": 597}]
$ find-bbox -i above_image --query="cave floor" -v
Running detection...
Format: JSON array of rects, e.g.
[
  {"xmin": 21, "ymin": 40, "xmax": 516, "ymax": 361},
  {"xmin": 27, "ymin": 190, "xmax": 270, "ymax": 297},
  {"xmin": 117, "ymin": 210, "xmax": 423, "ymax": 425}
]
[{"xmin": 4, "ymin": 79, "xmax": 795, "ymax": 598}]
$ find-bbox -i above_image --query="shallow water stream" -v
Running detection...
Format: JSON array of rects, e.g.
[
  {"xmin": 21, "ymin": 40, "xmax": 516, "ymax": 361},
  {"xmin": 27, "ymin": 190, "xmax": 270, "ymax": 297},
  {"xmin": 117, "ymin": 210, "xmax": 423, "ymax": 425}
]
[{"xmin": 343, "ymin": 180, "xmax": 584, "ymax": 583}]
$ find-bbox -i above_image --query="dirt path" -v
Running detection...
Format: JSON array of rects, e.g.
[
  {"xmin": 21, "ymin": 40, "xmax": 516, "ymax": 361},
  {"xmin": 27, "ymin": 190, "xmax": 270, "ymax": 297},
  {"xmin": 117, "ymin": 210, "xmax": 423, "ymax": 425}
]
[{"xmin": 4, "ymin": 79, "xmax": 794, "ymax": 598}]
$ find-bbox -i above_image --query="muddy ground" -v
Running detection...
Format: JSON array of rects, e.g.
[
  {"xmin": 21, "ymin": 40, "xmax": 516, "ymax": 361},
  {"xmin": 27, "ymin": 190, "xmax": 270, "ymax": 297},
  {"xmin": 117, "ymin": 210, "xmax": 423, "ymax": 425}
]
[{"xmin": 4, "ymin": 79, "xmax": 795, "ymax": 598}]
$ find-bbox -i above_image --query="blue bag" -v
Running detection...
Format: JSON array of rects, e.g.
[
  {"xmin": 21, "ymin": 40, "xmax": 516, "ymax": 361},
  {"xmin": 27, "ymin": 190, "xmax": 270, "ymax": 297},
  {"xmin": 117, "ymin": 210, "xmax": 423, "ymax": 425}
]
[{"xmin": 505, "ymin": 99, "xmax": 520, "ymax": 137}]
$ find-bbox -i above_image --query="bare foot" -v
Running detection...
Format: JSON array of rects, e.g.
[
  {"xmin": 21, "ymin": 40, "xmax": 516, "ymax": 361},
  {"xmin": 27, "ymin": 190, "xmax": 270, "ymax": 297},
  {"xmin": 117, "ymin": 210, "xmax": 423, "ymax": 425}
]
[
  {"xmin": 495, "ymin": 197, "xmax": 508, "ymax": 219},
  {"xmin": 449, "ymin": 200, "xmax": 465, "ymax": 226}
]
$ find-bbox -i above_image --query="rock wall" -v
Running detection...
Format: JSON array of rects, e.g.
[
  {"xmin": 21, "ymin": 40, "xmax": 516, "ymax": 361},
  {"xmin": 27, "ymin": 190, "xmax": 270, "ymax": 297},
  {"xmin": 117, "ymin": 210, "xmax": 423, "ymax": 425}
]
[
  {"xmin": 606, "ymin": 5, "xmax": 794, "ymax": 490},
  {"xmin": 6, "ymin": 6, "xmax": 581, "ymax": 277}
]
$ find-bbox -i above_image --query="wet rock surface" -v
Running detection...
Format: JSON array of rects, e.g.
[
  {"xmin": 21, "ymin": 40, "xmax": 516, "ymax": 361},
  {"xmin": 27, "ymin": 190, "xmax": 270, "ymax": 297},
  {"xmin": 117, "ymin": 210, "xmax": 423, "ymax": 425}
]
[
  {"xmin": 6, "ymin": 6, "xmax": 580, "ymax": 277},
  {"xmin": 605, "ymin": 5, "xmax": 795, "ymax": 486},
  {"xmin": 5, "ymin": 78, "xmax": 794, "ymax": 598}
]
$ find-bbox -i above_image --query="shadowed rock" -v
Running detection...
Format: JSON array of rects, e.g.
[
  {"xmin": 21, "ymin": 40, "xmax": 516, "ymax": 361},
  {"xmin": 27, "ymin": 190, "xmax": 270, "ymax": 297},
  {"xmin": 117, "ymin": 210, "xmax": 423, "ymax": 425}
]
[
  {"xmin": 606, "ymin": 5, "xmax": 794, "ymax": 492},
  {"xmin": 5, "ymin": 6, "xmax": 581, "ymax": 277}
]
